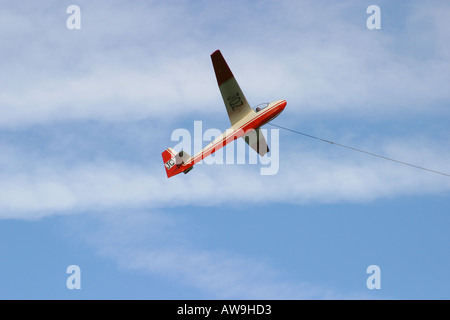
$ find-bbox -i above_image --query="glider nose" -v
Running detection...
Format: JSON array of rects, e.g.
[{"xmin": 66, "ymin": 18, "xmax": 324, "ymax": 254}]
[{"xmin": 279, "ymin": 99, "xmax": 287, "ymax": 111}]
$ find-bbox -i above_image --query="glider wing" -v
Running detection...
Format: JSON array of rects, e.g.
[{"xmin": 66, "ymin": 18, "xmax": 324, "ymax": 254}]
[
  {"xmin": 211, "ymin": 50, "xmax": 253, "ymax": 126},
  {"xmin": 242, "ymin": 128, "xmax": 270, "ymax": 156}
]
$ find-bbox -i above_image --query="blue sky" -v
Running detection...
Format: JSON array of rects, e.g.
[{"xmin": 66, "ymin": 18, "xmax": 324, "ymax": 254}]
[{"xmin": 0, "ymin": 0, "xmax": 449, "ymax": 299}]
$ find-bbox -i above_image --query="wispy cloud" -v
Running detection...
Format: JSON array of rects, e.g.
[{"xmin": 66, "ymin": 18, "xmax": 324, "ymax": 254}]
[
  {"xmin": 74, "ymin": 210, "xmax": 371, "ymax": 299},
  {"xmin": 1, "ymin": 136, "xmax": 449, "ymax": 219},
  {"xmin": 1, "ymin": 1, "xmax": 450, "ymax": 128}
]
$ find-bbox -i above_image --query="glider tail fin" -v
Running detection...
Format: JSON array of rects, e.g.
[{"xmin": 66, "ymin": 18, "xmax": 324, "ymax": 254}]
[
  {"xmin": 162, "ymin": 148, "xmax": 193, "ymax": 178},
  {"xmin": 162, "ymin": 148, "xmax": 178, "ymax": 178}
]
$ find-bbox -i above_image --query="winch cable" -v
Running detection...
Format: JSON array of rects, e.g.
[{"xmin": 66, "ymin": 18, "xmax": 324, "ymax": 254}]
[{"xmin": 268, "ymin": 123, "xmax": 450, "ymax": 178}]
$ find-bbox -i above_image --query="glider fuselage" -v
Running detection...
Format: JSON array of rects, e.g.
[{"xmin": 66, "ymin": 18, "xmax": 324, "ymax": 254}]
[{"xmin": 169, "ymin": 99, "xmax": 286, "ymax": 176}]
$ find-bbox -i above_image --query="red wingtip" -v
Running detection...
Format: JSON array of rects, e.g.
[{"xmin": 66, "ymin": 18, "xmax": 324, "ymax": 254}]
[{"xmin": 211, "ymin": 50, "xmax": 234, "ymax": 87}]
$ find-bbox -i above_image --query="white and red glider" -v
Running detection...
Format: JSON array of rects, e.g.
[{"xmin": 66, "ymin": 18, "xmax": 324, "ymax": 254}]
[{"xmin": 162, "ymin": 50, "xmax": 287, "ymax": 178}]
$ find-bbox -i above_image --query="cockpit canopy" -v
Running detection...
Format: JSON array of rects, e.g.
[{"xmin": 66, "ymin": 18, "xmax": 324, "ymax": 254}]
[{"xmin": 253, "ymin": 103, "xmax": 269, "ymax": 112}]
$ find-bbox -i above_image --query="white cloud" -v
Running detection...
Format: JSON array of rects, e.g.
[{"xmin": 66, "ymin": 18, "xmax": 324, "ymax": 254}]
[
  {"xmin": 1, "ymin": 137, "xmax": 449, "ymax": 219},
  {"xmin": 111, "ymin": 246, "xmax": 341, "ymax": 299},
  {"xmin": 76, "ymin": 209, "xmax": 367, "ymax": 299},
  {"xmin": 1, "ymin": 1, "xmax": 449, "ymax": 128}
]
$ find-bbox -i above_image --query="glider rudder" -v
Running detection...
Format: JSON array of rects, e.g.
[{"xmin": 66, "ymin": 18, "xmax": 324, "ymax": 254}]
[
  {"xmin": 162, "ymin": 148, "xmax": 178, "ymax": 178},
  {"xmin": 162, "ymin": 148, "xmax": 193, "ymax": 178}
]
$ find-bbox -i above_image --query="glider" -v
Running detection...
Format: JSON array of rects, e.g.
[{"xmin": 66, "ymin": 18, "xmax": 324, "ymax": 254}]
[{"xmin": 162, "ymin": 50, "xmax": 287, "ymax": 178}]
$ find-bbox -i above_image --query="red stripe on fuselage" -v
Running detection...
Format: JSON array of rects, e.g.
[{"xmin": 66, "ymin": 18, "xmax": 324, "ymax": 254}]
[{"xmin": 171, "ymin": 100, "xmax": 286, "ymax": 175}]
